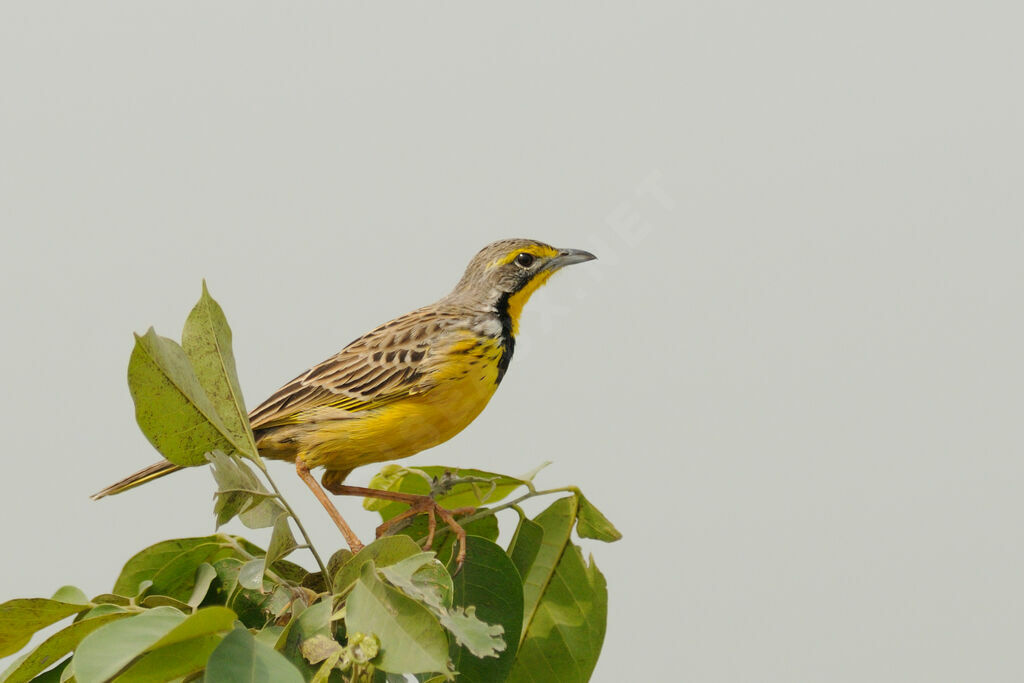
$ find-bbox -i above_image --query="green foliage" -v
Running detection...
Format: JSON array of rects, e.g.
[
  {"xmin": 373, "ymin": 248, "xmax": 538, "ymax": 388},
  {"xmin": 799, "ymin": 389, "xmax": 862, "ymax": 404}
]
[{"xmin": 0, "ymin": 284, "xmax": 619, "ymax": 682}]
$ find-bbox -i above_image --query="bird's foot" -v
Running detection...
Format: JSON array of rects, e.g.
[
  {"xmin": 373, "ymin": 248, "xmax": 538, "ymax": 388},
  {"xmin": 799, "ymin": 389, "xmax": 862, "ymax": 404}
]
[{"xmin": 375, "ymin": 496, "xmax": 476, "ymax": 567}]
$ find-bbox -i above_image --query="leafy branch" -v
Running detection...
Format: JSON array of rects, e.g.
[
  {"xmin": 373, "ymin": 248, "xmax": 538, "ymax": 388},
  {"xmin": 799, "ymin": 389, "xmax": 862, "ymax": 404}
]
[{"xmin": 0, "ymin": 284, "xmax": 617, "ymax": 682}]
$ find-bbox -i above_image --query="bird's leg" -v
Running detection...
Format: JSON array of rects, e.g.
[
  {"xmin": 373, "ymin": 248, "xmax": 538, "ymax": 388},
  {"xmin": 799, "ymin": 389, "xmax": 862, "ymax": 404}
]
[
  {"xmin": 294, "ymin": 455, "xmax": 364, "ymax": 554},
  {"xmin": 323, "ymin": 483, "xmax": 475, "ymax": 567}
]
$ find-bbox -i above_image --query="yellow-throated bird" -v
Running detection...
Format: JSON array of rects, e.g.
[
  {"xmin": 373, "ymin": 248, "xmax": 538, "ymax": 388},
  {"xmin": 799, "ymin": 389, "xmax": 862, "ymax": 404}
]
[{"xmin": 93, "ymin": 238, "xmax": 595, "ymax": 563}]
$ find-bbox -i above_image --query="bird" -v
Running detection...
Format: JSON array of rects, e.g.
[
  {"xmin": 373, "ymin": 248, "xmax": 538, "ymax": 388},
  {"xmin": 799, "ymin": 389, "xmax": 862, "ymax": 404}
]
[{"xmin": 92, "ymin": 238, "xmax": 596, "ymax": 564}]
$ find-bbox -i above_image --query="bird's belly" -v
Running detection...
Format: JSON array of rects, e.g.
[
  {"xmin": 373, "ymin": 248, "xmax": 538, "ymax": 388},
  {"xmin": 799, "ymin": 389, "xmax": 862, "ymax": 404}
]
[{"xmin": 301, "ymin": 346, "xmax": 502, "ymax": 470}]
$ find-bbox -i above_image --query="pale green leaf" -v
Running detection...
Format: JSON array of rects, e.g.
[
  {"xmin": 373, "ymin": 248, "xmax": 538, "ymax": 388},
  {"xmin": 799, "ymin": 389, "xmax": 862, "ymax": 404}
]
[
  {"xmin": 333, "ymin": 536, "xmax": 423, "ymax": 596},
  {"xmin": 72, "ymin": 606, "xmax": 185, "ymax": 683},
  {"xmin": 206, "ymin": 451, "xmax": 276, "ymax": 527},
  {"xmin": 48, "ymin": 588, "xmax": 88, "ymax": 607},
  {"xmin": 379, "ymin": 553, "xmax": 452, "ymax": 611},
  {"xmin": 205, "ymin": 627, "xmax": 303, "ymax": 683},
  {"xmin": 237, "ymin": 560, "xmax": 266, "ymax": 592},
  {"xmin": 113, "ymin": 607, "xmax": 236, "ymax": 683},
  {"xmin": 345, "ymin": 563, "xmax": 449, "ymax": 675},
  {"xmin": 186, "ymin": 563, "xmax": 218, "ymax": 610}
]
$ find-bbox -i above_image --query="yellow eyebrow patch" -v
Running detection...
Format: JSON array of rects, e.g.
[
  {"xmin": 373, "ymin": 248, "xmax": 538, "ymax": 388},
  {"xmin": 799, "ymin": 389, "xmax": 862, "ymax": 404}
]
[{"xmin": 489, "ymin": 243, "xmax": 560, "ymax": 268}]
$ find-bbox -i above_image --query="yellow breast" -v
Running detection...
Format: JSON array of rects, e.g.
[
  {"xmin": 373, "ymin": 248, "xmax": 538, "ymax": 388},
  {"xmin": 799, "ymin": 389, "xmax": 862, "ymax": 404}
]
[{"xmin": 299, "ymin": 334, "xmax": 504, "ymax": 471}]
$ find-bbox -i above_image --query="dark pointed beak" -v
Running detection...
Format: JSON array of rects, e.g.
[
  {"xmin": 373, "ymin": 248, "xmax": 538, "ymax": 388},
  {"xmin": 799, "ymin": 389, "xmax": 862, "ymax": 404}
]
[{"xmin": 546, "ymin": 248, "xmax": 597, "ymax": 271}]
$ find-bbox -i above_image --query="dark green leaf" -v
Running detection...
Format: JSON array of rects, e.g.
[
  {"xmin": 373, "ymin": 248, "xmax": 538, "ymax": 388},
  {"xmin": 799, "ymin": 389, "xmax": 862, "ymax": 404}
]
[
  {"xmin": 507, "ymin": 546, "xmax": 608, "ymax": 683},
  {"xmin": 204, "ymin": 557, "xmax": 244, "ymax": 607},
  {"xmin": 345, "ymin": 563, "xmax": 449, "ymax": 675},
  {"xmin": 447, "ymin": 536, "xmax": 522, "ymax": 681},
  {"xmin": 575, "ymin": 492, "xmax": 622, "ymax": 542},
  {"xmin": 21, "ymin": 657, "xmax": 67, "ymax": 683},
  {"xmin": 72, "ymin": 606, "xmax": 186, "ymax": 683},
  {"xmin": 0, "ymin": 612, "xmax": 128, "ymax": 683},
  {"xmin": 206, "ymin": 627, "xmax": 304, "ymax": 683},
  {"xmin": 182, "ymin": 282, "xmax": 257, "ymax": 459},
  {"xmin": 0, "ymin": 598, "xmax": 92, "ymax": 657},
  {"xmin": 127, "ymin": 328, "xmax": 242, "ymax": 466}
]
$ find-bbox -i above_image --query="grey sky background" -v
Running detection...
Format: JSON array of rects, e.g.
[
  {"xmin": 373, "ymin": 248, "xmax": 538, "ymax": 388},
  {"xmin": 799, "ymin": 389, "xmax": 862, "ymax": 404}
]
[{"xmin": 2, "ymin": 3, "xmax": 1022, "ymax": 681}]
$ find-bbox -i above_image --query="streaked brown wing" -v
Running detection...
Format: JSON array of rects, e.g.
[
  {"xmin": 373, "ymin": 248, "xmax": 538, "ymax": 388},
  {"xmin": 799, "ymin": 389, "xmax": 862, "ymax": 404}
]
[{"xmin": 248, "ymin": 307, "xmax": 457, "ymax": 430}]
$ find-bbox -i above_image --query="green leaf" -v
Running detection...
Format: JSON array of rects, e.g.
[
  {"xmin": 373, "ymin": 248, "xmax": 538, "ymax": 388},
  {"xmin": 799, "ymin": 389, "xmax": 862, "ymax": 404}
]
[
  {"xmin": 205, "ymin": 557, "xmax": 244, "ymax": 607},
  {"xmin": 511, "ymin": 496, "xmax": 577, "ymax": 644},
  {"xmin": 127, "ymin": 328, "xmax": 243, "ymax": 466},
  {"xmin": 72, "ymin": 606, "xmax": 185, "ymax": 683},
  {"xmin": 437, "ymin": 607, "xmax": 504, "ymax": 662},
  {"xmin": 48, "ymin": 588, "xmax": 88, "ymax": 607},
  {"xmin": 21, "ymin": 657, "xmax": 68, "ymax": 683},
  {"xmin": 276, "ymin": 600, "xmax": 333, "ymax": 679},
  {"xmin": 139, "ymin": 595, "xmax": 192, "ymax": 611},
  {"xmin": 507, "ymin": 546, "xmax": 608, "ymax": 683},
  {"xmin": 575, "ymin": 492, "xmax": 622, "ymax": 542},
  {"xmin": 392, "ymin": 512, "xmax": 499, "ymax": 566},
  {"xmin": 266, "ymin": 514, "xmax": 298, "ymax": 567},
  {"xmin": 377, "ymin": 546, "xmax": 506, "ymax": 663},
  {"xmin": 0, "ymin": 598, "xmax": 93, "ymax": 657},
  {"xmin": 239, "ymin": 497, "xmax": 288, "ymax": 530},
  {"xmin": 114, "ymin": 635, "xmax": 221, "ymax": 682},
  {"xmin": 364, "ymin": 466, "xmax": 528, "ymax": 521},
  {"xmin": 345, "ymin": 563, "xmax": 449, "ymax": 675},
  {"xmin": 113, "ymin": 537, "xmax": 238, "ymax": 603},
  {"xmin": 113, "ymin": 606, "xmax": 236, "ymax": 682},
  {"xmin": 506, "ymin": 516, "xmax": 543, "ymax": 582},
  {"xmin": 182, "ymin": 281, "xmax": 257, "ymax": 459},
  {"xmin": 238, "ymin": 559, "xmax": 266, "ymax": 592},
  {"xmin": 0, "ymin": 612, "xmax": 129, "ymax": 683},
  {"xmin": 379, "ymin": 553, "xmax": 453, "ymax": 611},
  {"xmin": 205, "ymin": 626, "xmax": 304, "ymax": 683},
  {"xmin": 206, "ymin": 451, "xmax": 278, "ymax": 528},
  {"xmin": 187, "ymin": 563, "xmax": 218, "ymax": 610},
  {"xmin": 332, "ymin": 536, "xmax": 423, "ymax": 596},
  {"xmin": 447, "ymin": 536, "xmax": 522, "ymax": 681},
  {"xmin": 228, "ymin": 585, "xmax": 290, "ymax": 630}
]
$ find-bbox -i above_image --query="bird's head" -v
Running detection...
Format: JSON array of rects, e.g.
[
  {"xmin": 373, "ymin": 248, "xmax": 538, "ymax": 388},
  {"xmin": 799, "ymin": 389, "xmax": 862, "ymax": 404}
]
[{"xmin": 451, "ymin": 238, "xmax": 596, "ymax": 335}]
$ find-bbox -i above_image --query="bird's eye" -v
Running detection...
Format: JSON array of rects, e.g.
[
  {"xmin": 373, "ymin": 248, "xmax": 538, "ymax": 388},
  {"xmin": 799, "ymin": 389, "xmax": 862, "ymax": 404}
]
[{"xmin": 514, "ymin": 252, "xmax": 535, "ymax": 268}]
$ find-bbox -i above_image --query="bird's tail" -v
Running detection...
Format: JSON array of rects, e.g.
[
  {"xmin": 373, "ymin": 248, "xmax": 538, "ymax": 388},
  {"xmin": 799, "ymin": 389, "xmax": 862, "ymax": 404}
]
[{"xmin": 90, "ymin": 460, "xmax": 182, "ymax": 500}]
